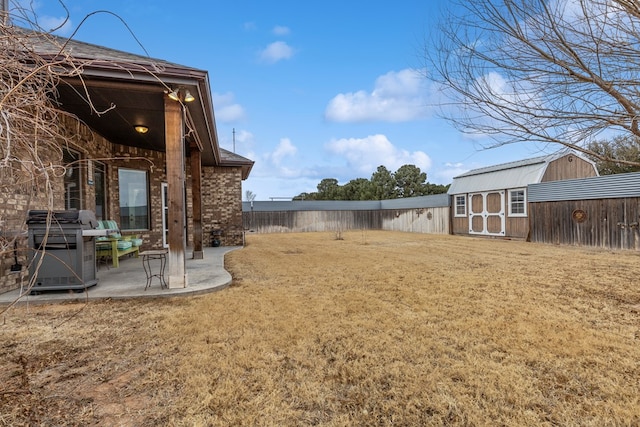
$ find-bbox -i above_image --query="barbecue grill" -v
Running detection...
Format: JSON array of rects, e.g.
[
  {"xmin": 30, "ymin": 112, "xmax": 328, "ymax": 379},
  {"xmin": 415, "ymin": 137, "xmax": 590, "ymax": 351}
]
[{"xmin": 27, "ymin": 210, "xmax": 100, "ymax": 293}]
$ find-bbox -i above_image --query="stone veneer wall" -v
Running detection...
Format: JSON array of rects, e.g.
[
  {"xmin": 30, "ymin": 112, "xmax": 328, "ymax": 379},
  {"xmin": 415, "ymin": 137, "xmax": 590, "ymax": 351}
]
[{"xmin": 1, "ymin": 115, "xmax": 245, "ymax": 294}]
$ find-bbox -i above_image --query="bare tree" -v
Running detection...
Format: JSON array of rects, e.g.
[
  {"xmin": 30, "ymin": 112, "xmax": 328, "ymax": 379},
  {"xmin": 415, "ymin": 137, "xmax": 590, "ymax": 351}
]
[
  {"xmin": 587, "ymin": 134, "xmax": 640, "ymax": 174},
  {"xmin": 425, "ymin": 0, "xmax": 640, "ymax": 167},
  {"xmin": 1, "ymin": 2, "xmax": 151, "ymax": 304},
  {"xmin": 245, "ymin": 190, "xmax": 256, "ymax": 202}
]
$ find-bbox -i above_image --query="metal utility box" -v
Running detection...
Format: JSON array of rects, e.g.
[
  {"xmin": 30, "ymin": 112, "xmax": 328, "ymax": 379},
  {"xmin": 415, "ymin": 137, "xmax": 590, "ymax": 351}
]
[{"xmin": 27, "ymin": 210, "xmax": 99, "ymax": 293}]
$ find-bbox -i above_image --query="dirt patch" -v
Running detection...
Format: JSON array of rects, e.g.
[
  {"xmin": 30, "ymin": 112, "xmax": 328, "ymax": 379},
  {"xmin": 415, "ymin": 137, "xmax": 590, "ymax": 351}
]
[{"xmin": 1, "ymin": 231, "xmax": 639, "ymax": 426}]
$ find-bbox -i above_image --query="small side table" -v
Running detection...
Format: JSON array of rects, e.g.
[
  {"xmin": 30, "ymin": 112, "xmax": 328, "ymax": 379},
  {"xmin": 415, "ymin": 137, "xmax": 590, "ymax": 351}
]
[{"xmin": 140, "ymin": 249, "xmax": 168, "ymax": 290}]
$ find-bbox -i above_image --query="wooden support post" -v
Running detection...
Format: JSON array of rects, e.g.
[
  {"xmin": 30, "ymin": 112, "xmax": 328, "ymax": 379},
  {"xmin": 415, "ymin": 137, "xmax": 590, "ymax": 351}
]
[
  {"xmin": 190, "ymin": 144, "xmax": 204, "ymax": 259},
  {"xmin": 164, "ymin": 96, "xmax": 187, "ymax": 288}
]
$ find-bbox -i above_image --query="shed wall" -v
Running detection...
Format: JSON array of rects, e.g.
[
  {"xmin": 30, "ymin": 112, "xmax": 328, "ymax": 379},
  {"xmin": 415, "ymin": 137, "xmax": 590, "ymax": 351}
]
[
  {"xmin": 541, "ymin": 154, "xmax": 597, "ymax": 182},
  {"xmin": 451, "ymin": 216, "xmax": 468, "ymax": 235},
  {"xmin": 506, "ymin": 217, "xmax": 528, "ymax": 239}
]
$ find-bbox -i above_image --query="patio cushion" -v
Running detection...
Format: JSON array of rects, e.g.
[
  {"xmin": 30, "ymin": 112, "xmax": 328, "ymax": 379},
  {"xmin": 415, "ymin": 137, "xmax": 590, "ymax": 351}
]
[
  {"xmin": 122, "ymin": 236, "xmax": 143, "ymax": 247},
  {"xmin": 96, "ymin": 220, "xmax": 122, "ymax": 240},
  {"xmin": 116, "ymin": 240, "xmax": 133, "ymax": 250}
]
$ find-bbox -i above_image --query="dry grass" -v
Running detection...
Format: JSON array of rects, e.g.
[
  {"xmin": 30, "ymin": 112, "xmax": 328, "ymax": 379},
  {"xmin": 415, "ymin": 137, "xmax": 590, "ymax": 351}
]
[{"xmin": 1, "ymin": 231, "xmax": 639, "ymax": 426}]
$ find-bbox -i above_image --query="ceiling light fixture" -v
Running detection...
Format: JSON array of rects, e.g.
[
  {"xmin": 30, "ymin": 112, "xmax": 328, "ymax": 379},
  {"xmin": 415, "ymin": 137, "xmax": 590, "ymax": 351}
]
[
  {"xmin": 134, "ymin": 125, "xmax": 149, "ymax": 134},
  {"xmin": 184, "ymin": 90, "xmax": 195, "ymax": 102}
]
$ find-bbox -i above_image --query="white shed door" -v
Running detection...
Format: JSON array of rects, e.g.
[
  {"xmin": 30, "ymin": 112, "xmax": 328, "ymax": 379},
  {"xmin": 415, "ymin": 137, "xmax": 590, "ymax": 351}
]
[{"xmin": 468, "ymin": 191, "xmax": 505, "ymax": 236}]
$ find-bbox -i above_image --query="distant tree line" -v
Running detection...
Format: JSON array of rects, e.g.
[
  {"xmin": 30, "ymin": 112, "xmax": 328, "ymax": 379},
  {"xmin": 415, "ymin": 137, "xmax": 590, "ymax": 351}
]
[
  {"xmin": 586, "ymin": 135, "xmax": 640, "ymax": 175},
  {"xmin": 294, "ymin": 165, "xmax": 449, "ymax": 201}
]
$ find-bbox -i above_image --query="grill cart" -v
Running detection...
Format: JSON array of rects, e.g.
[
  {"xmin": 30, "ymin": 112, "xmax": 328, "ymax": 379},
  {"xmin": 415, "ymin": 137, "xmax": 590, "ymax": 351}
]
[{"xmin": 27, "ymin": 210, "xmax": 101, "ymax": 293}]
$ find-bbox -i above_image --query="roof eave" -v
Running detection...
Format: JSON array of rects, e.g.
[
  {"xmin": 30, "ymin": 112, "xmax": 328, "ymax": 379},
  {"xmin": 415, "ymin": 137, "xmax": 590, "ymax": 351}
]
[{"xmin": 69, "ymin": 59, "xmax": 220, "ymax": 165}]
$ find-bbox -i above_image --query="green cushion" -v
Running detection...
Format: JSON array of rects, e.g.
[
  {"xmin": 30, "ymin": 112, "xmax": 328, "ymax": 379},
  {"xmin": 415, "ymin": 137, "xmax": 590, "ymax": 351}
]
[
  {"xmin": 122, "ymin": 236, "xmax": 143, "ymax": 247},
  {"xmin": 97, "ymin": 220, "xmax": 121, "ymax": 239},
  {"xmin": 116, "ymin": 240, "xmax": 133, "ymax": 250}
]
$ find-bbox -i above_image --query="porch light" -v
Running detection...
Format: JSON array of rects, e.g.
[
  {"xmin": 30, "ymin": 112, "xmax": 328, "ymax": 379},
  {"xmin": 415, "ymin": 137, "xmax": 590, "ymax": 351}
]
[
  {"xmin": 134, "ymin": 125, "xmax": 149, "ymax": 134},
  {"xmin": 167, "ymin": 89, "xmax": 180, "ymax": 101},
  {"xmin": 184, "ymin": 90, "xmax": 195, "ymax": 102}
]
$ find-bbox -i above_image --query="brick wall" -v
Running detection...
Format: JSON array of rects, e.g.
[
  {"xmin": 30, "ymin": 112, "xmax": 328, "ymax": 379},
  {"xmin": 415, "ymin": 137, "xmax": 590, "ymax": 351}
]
[
  {"xmin": 0, "ymin": 157, "xmax": 62, "ymax": 293},
  {"xmin": 201, "ymin": 166, "xmax": 245, "ymax": 246}
]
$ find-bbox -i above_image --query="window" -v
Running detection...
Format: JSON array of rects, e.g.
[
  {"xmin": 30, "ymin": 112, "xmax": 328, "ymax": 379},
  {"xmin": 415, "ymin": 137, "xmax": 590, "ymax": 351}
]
[
  {"xmin": 509, "ymin": 189, "xmax": 527, "ymax": 217},
  {"xmin": 118, "ymin": 168, "xmax": 149, "ymax": 230},
  {"xmin": 63, "ymin": 149, "xmax": 82, "ymax": 210},
  {"xmin": 454, "ymin": 195, "xmax": 466, "ymax": 217},
  {"xmin": 94, "ymin": 162, "xmax": 107, "ymax": 220}
]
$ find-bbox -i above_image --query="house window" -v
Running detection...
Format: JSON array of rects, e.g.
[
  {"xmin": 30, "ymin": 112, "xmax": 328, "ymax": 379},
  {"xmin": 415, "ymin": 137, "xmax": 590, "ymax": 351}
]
[
  {"xmin": 454, "ymin": 195, "xmax": 466, "ymax": 217},
  {"xmin": 118, "ymin": 168, "xmax": 149, "ymax": 230},
  {"xmin": 509, "ymin": 189, "xmax": 527, "ymax": 217},
  {"xmin": 94, "ymin": 162, "xmax": 107, "ymax": 220},
  {"xmin": 63, "ymin": 149, "xmax": 82, "ymax": 210}
]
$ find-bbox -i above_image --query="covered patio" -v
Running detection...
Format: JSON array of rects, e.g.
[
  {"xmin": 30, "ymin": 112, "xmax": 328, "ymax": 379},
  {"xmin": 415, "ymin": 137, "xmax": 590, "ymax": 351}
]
[{"xmin": 0, "ymin": 246, "xmax": 240, "ymax": 305}]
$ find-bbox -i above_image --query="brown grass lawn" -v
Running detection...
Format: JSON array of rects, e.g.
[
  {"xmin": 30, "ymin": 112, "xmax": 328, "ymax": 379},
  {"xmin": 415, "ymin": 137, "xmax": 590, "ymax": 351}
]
[{"xmin": 1, "ymin": 231, "xmax": 639, "ymax": 426}]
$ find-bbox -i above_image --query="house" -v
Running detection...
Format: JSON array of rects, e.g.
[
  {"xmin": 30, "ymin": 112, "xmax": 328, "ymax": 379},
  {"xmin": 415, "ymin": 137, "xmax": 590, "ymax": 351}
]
[
  {"xmin": 0, "ymin": 29, "xmax": 253, "ymax": 293},
  {"xmin": 447, "ymin": 150, "xmax": 598, "ymax": 239}
]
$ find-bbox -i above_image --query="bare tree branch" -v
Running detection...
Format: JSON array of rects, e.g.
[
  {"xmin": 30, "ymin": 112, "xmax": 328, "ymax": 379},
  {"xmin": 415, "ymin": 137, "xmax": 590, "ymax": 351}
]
[{"xmin": 424, "ymin": 0, "xmax": 640, "ymax": 167}]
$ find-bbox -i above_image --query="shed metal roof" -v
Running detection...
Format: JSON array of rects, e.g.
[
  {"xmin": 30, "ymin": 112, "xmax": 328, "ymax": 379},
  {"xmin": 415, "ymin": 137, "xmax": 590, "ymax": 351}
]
[
  {"xmin": 447, "ymin": 150, "xmax": 589, "ymax": 194},
  {"xmin": 528, "ymin": 171, "xmax": 640, "ymax": 202}
]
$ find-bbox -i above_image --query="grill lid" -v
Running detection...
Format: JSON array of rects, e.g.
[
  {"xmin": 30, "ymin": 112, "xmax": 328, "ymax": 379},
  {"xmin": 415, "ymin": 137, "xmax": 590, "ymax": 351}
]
[{"xmin": 27, "ymin": 210, "xmax": 98, "ymax": 228}]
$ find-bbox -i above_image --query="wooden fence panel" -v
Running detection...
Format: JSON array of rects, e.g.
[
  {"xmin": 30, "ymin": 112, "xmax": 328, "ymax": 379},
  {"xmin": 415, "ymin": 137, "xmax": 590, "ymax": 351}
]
[
  {"xmin": 243, "ymin": 207, "xmax": 449, "ymax": 235},
  {"xmin": 529, "ymin": 198, "xmax": 640, "ymax": 250}
]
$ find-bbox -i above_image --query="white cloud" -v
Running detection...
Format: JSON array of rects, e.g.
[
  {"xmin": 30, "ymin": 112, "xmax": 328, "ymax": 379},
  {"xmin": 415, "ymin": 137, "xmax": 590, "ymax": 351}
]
[
  {"xmin": 14, "ymin": 0, "xmax": 74, "ymax": 35},
  {"xmin": 435, "ymin": 162, "xmax": 468, "ymax": 183},
  {"xmin": 272, "ymin": 25, "xmax": 290, "ymax": 36},
  {"xmin": 218, "ymin": 128, "xmax": 254, "ymax": 153},
  {"xmin": 259, "ymin": 41, "xmax": 295, "ymax": 63},
  {"xmin": 249, "ymin": 141, "xmax": 316, "ymax": 183},
  {"xmin": 270, "ymin": 138, "xmax": 297, "ymax": 165},
  {"xmin": 243, "ymin": 22, "xmax": 257, "ymax": 31},
  {"xmin": 39, "ymin": 15, "xmax": 73, "ymax": 35},
  {"xmin": 325, "ymin": 69, "xmax": 430, "ymax": 123},
  {"xmin": 213, "ymin": 92, "xmax": 246, "ymax": 123},
  {"xmin": 325, "ymin": 134, "xmax": 432, "ymax": 175}
]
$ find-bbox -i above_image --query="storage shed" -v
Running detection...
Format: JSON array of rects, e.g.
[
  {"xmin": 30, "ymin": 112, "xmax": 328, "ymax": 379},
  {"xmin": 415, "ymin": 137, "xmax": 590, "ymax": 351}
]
[{"xmin": 448, "ymin": 150, "xmax": 598, "ymax": 239}]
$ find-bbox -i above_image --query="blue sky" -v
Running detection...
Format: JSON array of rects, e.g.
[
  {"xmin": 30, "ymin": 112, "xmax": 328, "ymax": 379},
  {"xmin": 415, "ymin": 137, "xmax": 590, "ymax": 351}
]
[{"xmin": 26, "ymin": 0, "xmax": 548, "ymax": 200}]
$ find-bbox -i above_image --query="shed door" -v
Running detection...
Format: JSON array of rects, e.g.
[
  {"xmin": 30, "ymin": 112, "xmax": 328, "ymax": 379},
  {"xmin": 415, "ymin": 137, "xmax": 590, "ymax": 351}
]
[{"xmin": 468, "ymin": 191, "xmax": 505, "ymax": 236}]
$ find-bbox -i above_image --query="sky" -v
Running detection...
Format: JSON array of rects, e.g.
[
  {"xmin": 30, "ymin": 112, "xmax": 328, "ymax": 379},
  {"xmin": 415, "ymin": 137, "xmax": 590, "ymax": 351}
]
[{"xmin": 23, "ymin": 0, "xmax": 551, "ymax": 201}]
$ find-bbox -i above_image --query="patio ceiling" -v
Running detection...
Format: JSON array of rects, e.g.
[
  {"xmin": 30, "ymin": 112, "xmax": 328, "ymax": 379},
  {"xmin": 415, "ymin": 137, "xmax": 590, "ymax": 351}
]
[
  {"xmin": 22, "ymin": 28, "xmax": 220, "ymax": 166},
  {"xmin": 54, "ymin": 76, "xmax": 219, "ymax": 166}
]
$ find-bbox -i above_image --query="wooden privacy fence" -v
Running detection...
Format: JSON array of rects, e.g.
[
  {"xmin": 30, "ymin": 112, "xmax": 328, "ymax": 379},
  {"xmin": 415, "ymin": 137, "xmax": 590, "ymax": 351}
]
[
  {"xmin": 529, "ymin": 198, "xmax": 640, "ymax": 250},
  {"xmin": 243, "ymin": 173, "xmax": 640, "ymax": 251},
  {"xmin": 528, "ymin": 172, "xmax": 640, "ymax": 251},
  {"xmin": 242, "ymin": 195, "xmax": 450, "ymax": 235}
]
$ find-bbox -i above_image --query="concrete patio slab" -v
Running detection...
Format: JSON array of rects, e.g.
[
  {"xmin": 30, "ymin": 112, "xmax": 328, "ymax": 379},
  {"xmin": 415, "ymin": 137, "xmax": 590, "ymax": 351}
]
[{"xmin": 0, "ymin": 246, "xmax": 241, "ymax": 306}]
